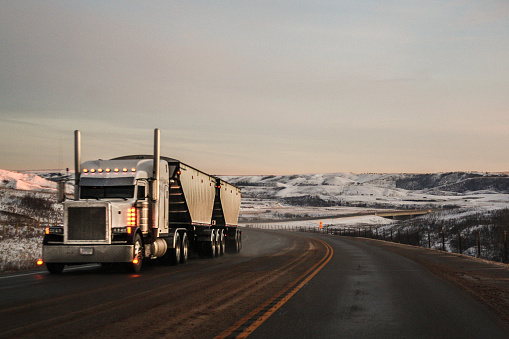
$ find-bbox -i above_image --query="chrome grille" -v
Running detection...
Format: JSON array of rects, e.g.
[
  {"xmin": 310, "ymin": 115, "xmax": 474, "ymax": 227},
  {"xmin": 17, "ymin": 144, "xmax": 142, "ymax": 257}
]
[{"xmin": 67, "ymin": 207, "xmax": 107, "ymax": 241}]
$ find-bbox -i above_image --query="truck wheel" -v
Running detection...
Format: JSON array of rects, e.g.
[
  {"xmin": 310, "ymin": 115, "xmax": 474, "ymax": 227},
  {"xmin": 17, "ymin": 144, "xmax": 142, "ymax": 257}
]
[
  {"xmin": 128, "ymin": 233, "xmax": 143, "ymax": 273},
  {"xmin": 214, "ymin": 230, "xmax": 221, "ymax": 256},
  {"xmin": 171, "ymin": 233, "xmax": 182, "ymax": 265},
  {"xmin": 208, "ymin": 231, "xmax": 217, "ymax": 258},
  {"xmin": 180, "ymin": 232, "xmax": 189, "ymax": 264},
  {"xmin": 219, "ymin": 230, "xmax": 225, "ymax": 256},
  {"xmin": 235, "ymin": 230, "xmax": 241, "ymax": 253},
  {"xmin": 46, "ymin": 263, "xmax": 64, "ymax": 274}
]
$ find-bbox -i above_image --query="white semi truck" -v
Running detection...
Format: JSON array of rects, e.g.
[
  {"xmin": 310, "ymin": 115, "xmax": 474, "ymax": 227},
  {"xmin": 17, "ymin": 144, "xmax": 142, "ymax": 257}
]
[{"xmin": 42, "ymin": 129, "xmax": 241, "ymax": 273}]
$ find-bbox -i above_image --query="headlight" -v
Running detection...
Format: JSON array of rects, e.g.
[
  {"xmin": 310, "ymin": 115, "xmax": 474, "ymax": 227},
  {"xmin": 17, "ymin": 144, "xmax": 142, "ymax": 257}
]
[{"xmin": 112, "ymin": 227, "xmax": 132, "ymax": 234}]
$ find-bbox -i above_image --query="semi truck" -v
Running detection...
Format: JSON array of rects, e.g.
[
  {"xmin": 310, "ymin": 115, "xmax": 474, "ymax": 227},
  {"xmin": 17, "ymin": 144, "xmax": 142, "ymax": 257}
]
[{"xmin": 41, "ymin": 129, "xmax": 242, "ymax": 273}]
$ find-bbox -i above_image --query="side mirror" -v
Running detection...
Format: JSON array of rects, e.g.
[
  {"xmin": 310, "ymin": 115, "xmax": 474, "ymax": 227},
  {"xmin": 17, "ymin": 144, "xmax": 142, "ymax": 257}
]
[{"xmin": 137, "ymin": 185, "xmax": 146, "ymax": 200}]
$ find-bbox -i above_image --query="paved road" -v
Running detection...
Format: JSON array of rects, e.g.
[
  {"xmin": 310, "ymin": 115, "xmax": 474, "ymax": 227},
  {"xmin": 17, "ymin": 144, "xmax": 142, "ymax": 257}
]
[
  {"xmin": 249, "ymin": 234, "xmax": 509, "ymax": 339},
  {"xmin": 0, "ymin": 229, "xmax": 325, "ymax": 338},
  {"xmin": 1, "ymin": 229, "xmax": 508, "ymax": 338}
]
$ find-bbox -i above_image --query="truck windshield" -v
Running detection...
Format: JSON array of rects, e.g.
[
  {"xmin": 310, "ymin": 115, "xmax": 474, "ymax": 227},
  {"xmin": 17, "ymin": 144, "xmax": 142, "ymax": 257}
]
[{"xmin": 80, "ymin": 186, "xmax": 135, "ymax": 199}]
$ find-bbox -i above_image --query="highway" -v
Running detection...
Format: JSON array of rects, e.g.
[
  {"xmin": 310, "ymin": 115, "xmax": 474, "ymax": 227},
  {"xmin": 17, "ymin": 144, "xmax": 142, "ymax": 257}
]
[{"xmin": 0, "ymin": 228, "xmax": 508, "ymax": 338}]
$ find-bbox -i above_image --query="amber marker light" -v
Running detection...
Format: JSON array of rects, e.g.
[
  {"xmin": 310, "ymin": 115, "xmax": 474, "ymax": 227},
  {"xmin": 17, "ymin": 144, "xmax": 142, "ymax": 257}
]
[
  {"xmin": 133, "ymin": 258, "xmax": 139, "ymax": 265},
  {"xmin": 83, "ymin": 169, "xmax": 89, "ymax": 173},
  {"xmin": 105, "ymin": 168, "xmax": 111, "ymax": 173},
  {"xmin": 123, "ymin": 168, "xmax": 128, "ymax": 172},
  {"xmin": 37, "ymin": 259, "xmax": 44, "ymax": 266},
  {"xmin": 90, "ymin": 169, "xmax": 96, "ymax": 173},
  {"xmin": 45, "ymin": 227, "xmax": 50, "ymax": 235},
  {"xmin": 131, "ymin": 168, "xmax": 136, "ymax": 172},
  {"xmin": 127, "ymin": 207, "xmax": 136, "ymax": 226},
  {"xmin": 98, "ymin": 168, "xmax": 103, "ymax": 173},
  {"xmin": 114, "ymin": 168, "xmax": 119, "ymax": 172}
]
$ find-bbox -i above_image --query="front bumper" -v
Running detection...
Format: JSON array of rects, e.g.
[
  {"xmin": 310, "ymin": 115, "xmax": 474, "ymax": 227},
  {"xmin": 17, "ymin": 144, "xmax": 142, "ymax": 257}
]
[{"xmin": 43, "ymin": 244, "xmax": 134, "ymax": 264}]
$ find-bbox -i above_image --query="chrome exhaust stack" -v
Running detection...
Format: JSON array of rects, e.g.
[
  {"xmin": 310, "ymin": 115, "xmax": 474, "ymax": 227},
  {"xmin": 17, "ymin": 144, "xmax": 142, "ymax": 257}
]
[
  {"xmin": 150, "ymin": 128, "xmax": 161, "ymax": 232},
  {"xmin": 74, "ymin": 130, "xmax": 81, "ymax": 201},
  {"xmin": 153, "ymin": 128, "xmax": 160, "ymax": 201}
]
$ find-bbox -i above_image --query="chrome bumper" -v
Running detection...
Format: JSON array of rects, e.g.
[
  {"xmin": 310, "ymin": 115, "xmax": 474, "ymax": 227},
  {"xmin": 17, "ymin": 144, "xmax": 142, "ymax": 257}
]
[{"xmin": 43, "ymin": 244, "xmax": 134, "ymax": 263}]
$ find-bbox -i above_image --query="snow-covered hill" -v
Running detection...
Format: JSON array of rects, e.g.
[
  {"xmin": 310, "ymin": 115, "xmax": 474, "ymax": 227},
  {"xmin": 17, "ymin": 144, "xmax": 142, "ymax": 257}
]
[
  {"xmin": 221, "ymin": 172, "xmax": 509, "ymax": 210},
  {"xmin": 0, "ymin": 169, "xmax": 57, "ymax": 192}
]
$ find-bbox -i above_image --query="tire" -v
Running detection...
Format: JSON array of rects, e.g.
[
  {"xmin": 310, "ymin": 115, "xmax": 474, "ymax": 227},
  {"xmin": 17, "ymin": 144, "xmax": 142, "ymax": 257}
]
[
  {"xmin": 46, "ymin": 263, "xmax": 64, "ymax": 274},
  {"xmin": 127, "ymin": 233, "xmax": 143, "ymax": 273},
  {"xmin": 170, "ymin": 233, "xmax": 181, "ymax": 266},
  {"xmin": 208, "ymin": 231, "xmax": 217, "ymax": 258},
  {"xmin": 219, "ymin": 230, "xmax": 225, "ymax": 256},
  {"xmin": 234, "ymin": 230, "xmax": 241, "ymax": 253},
  {"xmin": 214, "ymin": 229, "xmax": 221, "ymax": 257},
  {"xmin": 226, "ymin": 230, "xmax": 235, "ymax": 253},
  {"xmin": 238, "ymin": 230, "xmax": 242, "ymax": 253},
  {"xmin": 180, "ymin": 232, "xmax": 189, "ymax": 264}
]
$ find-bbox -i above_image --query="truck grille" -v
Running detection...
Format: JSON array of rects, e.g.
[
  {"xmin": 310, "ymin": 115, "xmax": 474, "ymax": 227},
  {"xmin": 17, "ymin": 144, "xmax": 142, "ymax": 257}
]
[{"xmin": 68, "ymin": 207, "xmax": 107, "ymax": 241}]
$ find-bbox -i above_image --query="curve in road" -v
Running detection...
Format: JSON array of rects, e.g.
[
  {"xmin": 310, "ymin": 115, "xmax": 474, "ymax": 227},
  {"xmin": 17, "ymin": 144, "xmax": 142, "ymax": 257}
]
[{"xmin": 248, "ymin": 233, "xmax": 509, "ymax": 339}]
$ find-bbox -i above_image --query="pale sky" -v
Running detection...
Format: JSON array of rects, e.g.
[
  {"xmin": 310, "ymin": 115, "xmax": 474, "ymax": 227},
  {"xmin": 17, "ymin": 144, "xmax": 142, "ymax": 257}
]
[{"xmin": 1, "ymin": 1, "xmax": 508, "ymax": 175}]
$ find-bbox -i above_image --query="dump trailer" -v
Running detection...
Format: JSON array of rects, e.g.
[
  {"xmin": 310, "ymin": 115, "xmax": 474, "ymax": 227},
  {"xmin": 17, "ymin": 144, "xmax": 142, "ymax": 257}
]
[{"xmin": 41, "ymin": 129, "xmax": 241, "ymax": 273}]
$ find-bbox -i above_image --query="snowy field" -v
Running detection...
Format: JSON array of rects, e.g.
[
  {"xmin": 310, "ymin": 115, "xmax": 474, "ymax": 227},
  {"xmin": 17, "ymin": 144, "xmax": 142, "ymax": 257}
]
[
  {"xmin": 1, "ymin": 169, "xmax": 509, "ymax": 272},
  {"xmin": 0, "ymin": 170, "xmax": 62, "ymax": 273}
]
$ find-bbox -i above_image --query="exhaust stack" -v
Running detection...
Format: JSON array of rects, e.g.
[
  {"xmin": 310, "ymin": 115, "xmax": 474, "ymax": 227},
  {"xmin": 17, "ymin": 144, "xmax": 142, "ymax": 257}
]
[
  {"xmin": 150, "ymin": 128, "xmax": 161, "ymax": 231},
  {"xmin": 74, "ymin": 130, "xmax": 81, "ymax": 200},
  {"xmin": 152, "ymin": 128, "xmax": 160, "ymax": 200}
]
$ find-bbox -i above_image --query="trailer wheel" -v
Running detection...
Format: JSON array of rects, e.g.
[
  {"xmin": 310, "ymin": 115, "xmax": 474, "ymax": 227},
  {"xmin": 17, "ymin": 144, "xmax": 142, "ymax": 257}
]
[
  {"xmin": 214, "ymin": 230, "xmax": 221, "ymax": 257},
  {"xmin": 235, "ymin": 230, "xmax": 241, "ymax": 253},
  {"xmin": 127, "ymin": 233, "xmax": 143, "ymax": 273},
  {"xmin": 180, "ymin": 232, "xmax": 189, "ymax": 264},
  {"xmin": 207, "ymin": 231, "xmax": 217, "ymax": 258},
  {"xmin": 219, "ymin": 230, "xmax": 225, "ymax": 256},
  {"xmin": 46, "ymin": 263, "xmax": 64, "ymax": 274}
]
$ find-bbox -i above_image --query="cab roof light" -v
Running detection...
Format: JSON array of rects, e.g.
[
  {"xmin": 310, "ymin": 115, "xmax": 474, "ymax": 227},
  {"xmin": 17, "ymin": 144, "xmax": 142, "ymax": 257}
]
[
  {"xmin": 83, "ymin": 169, "xmax": 89, "ymax": 173},
  {"xmin": 98, "ymin": 168, "xmax": 103, "ymax": 173},
  {"xmin": 131, "ymin": 168, "xmax": 136, "ymax": 172},
  {"xmin": 114, "ymin": 168, "xmax": 119, "ymax": 172},
  {"xmin": 105, "ymin": 168, "xmax": 111, "ymax": 173},
  {"xmin": 90, "ymin": 169, "xmax": 96, "ymax": 173},
  {"xmin": 123, "ymin": 168, "xmax": 128, "ymax": 172}
]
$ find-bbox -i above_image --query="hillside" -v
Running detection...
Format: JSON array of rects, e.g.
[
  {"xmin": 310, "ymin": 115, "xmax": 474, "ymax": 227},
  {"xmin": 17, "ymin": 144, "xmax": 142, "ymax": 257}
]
[
  {"xmin": 221, "ymin": 172, "xmax": 509, "ymax": 210},
  {"xmin": 0, "ymin": 169, "xmax": 58, "ymax": 192}
]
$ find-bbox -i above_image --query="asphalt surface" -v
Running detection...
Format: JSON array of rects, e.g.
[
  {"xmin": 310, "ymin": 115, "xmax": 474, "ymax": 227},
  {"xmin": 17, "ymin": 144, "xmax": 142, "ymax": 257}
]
[
  {"xmin": 249, "ymin": 234, "xmax": 509, "ymax": 339},
  {"xmin": 1, "ymin": 229, "xmax": 508, "ymax": 338},
  {"xmin": 0, "ymin": 229, "xmax": 325, "ymax": 338}
]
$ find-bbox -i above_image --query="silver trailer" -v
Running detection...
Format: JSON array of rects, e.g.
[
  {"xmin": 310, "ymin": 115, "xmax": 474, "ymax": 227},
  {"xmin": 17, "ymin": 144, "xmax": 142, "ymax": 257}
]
[{"xmin": 41, "ymin": 129, "xmax": 241, "ymax": 274}]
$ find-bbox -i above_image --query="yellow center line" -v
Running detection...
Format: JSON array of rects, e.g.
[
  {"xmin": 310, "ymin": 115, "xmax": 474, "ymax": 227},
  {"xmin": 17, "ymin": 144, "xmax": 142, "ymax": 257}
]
[{"xmin": 215, "ymin": 238, "xmax": 334, "ymax": 339}]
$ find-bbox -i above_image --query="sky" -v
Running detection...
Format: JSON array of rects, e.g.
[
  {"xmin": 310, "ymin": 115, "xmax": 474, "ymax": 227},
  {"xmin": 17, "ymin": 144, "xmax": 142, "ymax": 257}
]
[{"xmin": 1, "ymin": 1, "xmax": 508, "ymax": 175}]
